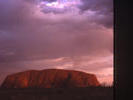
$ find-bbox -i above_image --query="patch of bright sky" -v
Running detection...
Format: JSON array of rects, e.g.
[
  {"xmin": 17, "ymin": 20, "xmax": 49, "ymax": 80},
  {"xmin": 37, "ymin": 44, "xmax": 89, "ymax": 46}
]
[{"xmin": 38, "ymin": 0, "xmax": 81, "ymax": 9}]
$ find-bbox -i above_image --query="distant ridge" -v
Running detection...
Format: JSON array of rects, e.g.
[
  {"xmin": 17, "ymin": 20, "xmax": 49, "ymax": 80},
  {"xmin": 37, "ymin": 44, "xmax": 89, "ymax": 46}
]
[{"xmin": 1, "ymin": 69, "xmax": 100, "ymax": 88}]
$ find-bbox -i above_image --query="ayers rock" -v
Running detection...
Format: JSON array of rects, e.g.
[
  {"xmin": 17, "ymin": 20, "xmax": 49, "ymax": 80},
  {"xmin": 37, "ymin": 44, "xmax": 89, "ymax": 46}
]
[{"xmin": 1, "ymin": 69, "xmax": 100, "ymax": 88}]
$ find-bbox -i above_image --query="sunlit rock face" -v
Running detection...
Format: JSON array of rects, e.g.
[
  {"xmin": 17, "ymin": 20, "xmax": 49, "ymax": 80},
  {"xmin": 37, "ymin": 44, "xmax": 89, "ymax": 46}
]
[{"xmin": 1, "ymin": 69, "xmax": 100, "ymax": 88}]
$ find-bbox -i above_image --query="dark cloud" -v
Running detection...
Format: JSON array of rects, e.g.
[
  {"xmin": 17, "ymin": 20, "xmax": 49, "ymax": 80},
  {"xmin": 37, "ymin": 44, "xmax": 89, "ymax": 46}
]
[
  {"xmin": 42, "ymin": 0, "xmax": 57, "ymax": 2},
  {"xmin": 0, "ymin": 0, "xmax": 113, "ymax": 28},
  {"xmin": 79, "ymin": 0, "xmax": 113, "ymax": 13},
  {"xmin": 79, "ymin": 0, "xmax": 113, "ymax": 28},
  {"xmin": 40, "ymin": 6, "xmax": 67, "ymax": 14}
]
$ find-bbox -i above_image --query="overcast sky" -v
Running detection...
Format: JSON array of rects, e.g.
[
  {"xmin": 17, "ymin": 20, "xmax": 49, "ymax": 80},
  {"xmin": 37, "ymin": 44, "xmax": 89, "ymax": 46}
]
[{"xmin": 0, "ymin": 0, "xmax": 113, "ymax": 85}]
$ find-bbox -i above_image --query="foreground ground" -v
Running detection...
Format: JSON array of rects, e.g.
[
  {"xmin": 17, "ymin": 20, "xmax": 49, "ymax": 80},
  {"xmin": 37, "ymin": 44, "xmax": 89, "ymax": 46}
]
[{"xmin": 0, "ymin": 87, "xmax": 113, "ymax": 100}]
